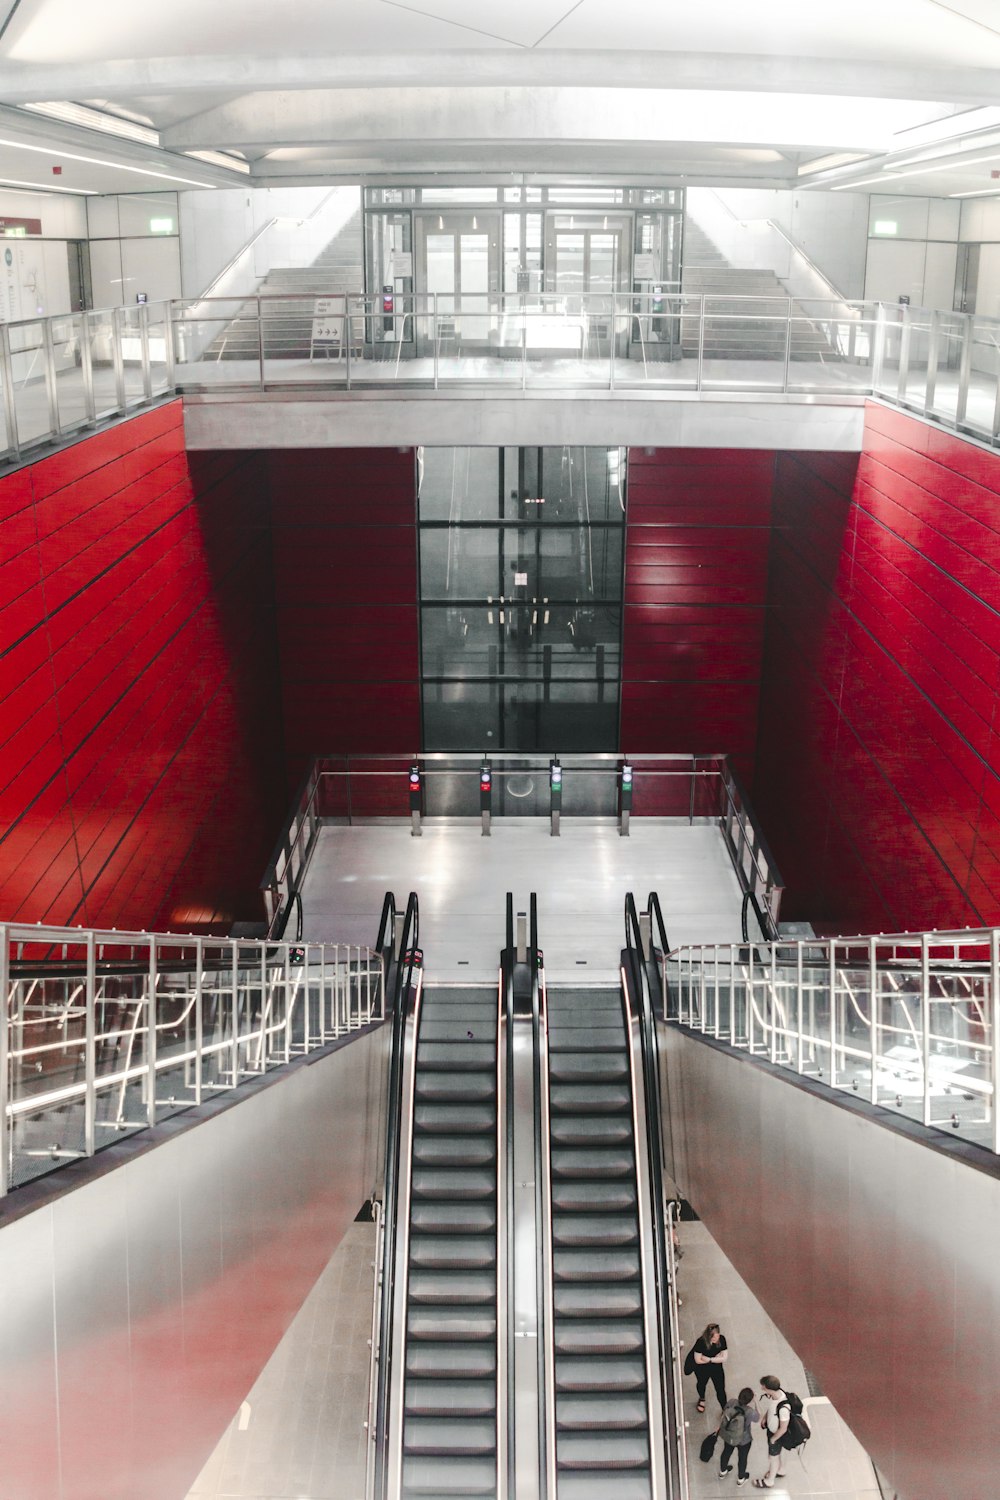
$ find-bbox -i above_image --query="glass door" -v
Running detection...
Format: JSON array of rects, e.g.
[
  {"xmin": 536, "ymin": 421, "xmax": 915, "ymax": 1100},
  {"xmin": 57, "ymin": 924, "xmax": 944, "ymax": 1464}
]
[
  {"xmin": 413, "ymin": 211, "xmax": 500, "ymax": 356},
  {"xmin": 546, "ymin": 213, "xmax": 631, "ymax": 356}
]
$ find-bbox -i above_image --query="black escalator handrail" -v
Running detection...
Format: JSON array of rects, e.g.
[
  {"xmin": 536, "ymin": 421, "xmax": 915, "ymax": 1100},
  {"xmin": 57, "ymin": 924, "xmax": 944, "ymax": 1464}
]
[
  {"xmin": 741, "ymin": 888, "xmax": 776, "ymax": 944},
  {"xmin": 372, "ymin": 889, "xmax": 419, "ymax": 1500},
  {"xmin": 647, "ymin": 891, "xmax": 671, "ymax": 958},
  {"xmin": 500, "ymin": 895, "xmax": 516, "ymax": 1496},
  {"xmin": 624, "ymin": 891, "xmax": 677, "ymax": 1498}
]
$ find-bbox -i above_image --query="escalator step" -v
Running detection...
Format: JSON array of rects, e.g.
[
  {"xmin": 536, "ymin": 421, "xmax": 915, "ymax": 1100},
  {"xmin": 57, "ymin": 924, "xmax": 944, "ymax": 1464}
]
[
  {"xmin": 415, "ymin": 1103, "xmax": 495, "ymax": 1135},
  {"xmin": 551, "ymin": 1147, "xmax": 634, "ymax": 1179},
  {"xmin": 411, "ymin": 1201, "xmax": 497, "ymax": 1235},
  {"xmin": 413, "ymin": 1135, "xmax": 497, "ymax": 1168},
  {"xmin": 418, "ymin": 1041, "xmax": 497, "ymax": 1071},
  {"xmin": 419, "ymin": 1019, "xmax": 496, "ymax": 1042},
  {"xmin": 408, "ymin": 1305, "xmax": 497, "ymax": 1341},
  {"xmin": 554, "ymin": 1247, "xmax": 641, "ymax": 1281},
  {"xmin": 549, "ymin": 1052, "xmax": 628, "ymax": 1084},
  {"xmin": 417, "ymin": 1072, "xmax": 496, "ymax": 1103},
  {"xmin": 552, "ymin": 1212, "xmax": 637, "ymax": 1247},
  {"xmin": 550, "ymin": 1115, "xmax": 632, "ymax": 1147},
  {"xmin": 552, "ymin": 1180, "xmax": 636, "ymax": 1213},
  {"xmin": 557, "ymin": 1393, "xmax": 648, "ymax": 1430},
  {"xmin": 556, "ymin": 1471, "xmax": 651, "ymax": 1499},
  {"xmin": 410, "ymin": 1234, "xmax": 496, "ymax": 1270},
  {"xmin": 408, "ymin": 1268, "xmax": 495, "ymax": 1305},
  {"xmin": 554, "ymin": 1319, "xmax": 644, "ymax": 1355},
  {"xmin": 407, "ymin": 1342, "xmax": 497, "ymax": 1379},
  {"xmin": 411, "ymin": 1167, "xmax": 495, "ymax": 1200},
  {"xmin": 548, "ymin": 1026, "xmax": 623, "ymax": 1051},
  {"xmin": 556, "ymin": 1355, "xmax": 646, "ymax": 1392},
  {"xmin": 550, "ymin": 1083, "xmax": 630, "ymax": 1114},
  {"xmin": 401, "ymin": 1455, "xmax": 496, "ymax": 1496},
  {"xmin": 404, "ymin": 1417, "xmax": 496, "ymax": 1456},
  {"xmin": 405, "ymin": 1379, "xmax": 496, "ymax": 1417},
  {"xmin": 557, "ymin": 1432, "xmax": 650, "ymax": 1470},
  {"xmin": 554, "ymin": 1282, "xmax": 643, "ymax": 1318}
]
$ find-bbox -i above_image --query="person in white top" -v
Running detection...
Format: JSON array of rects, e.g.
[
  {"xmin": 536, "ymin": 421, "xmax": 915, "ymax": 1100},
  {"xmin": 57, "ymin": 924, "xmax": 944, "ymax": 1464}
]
[{"xmin": 753, "ymin": 1375, "xmax": 789, "ymax": 1489}]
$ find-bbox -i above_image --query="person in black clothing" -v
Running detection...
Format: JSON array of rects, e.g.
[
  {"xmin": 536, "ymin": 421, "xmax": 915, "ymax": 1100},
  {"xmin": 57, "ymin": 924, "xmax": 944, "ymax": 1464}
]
[{"xmin": 692, "ymin": 1321, "xmax": 729, "ymax": 1412}]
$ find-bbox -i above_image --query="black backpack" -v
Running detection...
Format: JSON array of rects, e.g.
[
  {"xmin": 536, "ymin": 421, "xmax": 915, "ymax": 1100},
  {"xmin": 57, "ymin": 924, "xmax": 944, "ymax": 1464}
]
[{"xmin": 777, "ymin": 1393, "xmax": 811, "ymax": 1451}]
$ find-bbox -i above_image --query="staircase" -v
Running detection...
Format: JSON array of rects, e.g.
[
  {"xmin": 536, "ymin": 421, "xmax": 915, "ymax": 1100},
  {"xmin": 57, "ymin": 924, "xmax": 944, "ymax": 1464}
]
[
  {"xmin": 681, "ymin": 220, "xmax": 836, "ymax": 361},
  {"xmin": 403, "ymin": 985, "xmax": 499, "ymax": 1498},
  {"xmin": 202, "ymin": 207, "xmax": 364, "ymax": 361},
  {"xmin": 547, "ymin": 986, "xmax": 652, "ymax": 1500}
]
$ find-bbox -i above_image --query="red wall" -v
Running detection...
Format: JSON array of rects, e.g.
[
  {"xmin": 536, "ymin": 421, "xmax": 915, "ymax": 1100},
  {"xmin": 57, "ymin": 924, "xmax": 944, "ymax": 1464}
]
[
  {"xmin": 622, "ymin": 448, "xmax": 775, "ymax": 784},
  {"xmin": 0, "ymin": 402, "xmax": 284, "ymax": 932},
  {"xmin": 754, "ymin": 404, "xmax": 1000, "ymax": 934},
  {"xmin": 267, "ymin": 448, "xmax": 420, "ymax": 789}
]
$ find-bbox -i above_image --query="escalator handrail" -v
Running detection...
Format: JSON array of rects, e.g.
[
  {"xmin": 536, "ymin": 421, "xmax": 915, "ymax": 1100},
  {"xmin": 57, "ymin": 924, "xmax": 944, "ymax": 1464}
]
[
  {"xmin": 372, "ymin": 889, "xmax": 420, "ymax": 1500},
  {"xmin": 647, "ymin": 891, "xmax": 671, "ymax": 959},
  {"xmin": 741, "ymin": 887, "xmax": 776, "ymax": 944},
  {"xmin": 500, "ymin": 895, "xmax": 516, "ymax": 1497},
  {"xmin": 624, "ymin": 891, "xmax": 679, "ymax": 1499},
  {"xmin": 531, "ymin": 892, "xmax": 558, "ymax": 1499}
]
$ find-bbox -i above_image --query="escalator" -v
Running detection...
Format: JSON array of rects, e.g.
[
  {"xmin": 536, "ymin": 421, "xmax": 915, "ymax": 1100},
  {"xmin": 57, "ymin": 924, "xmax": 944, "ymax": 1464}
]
[{"xmin": 545, "ymin": 986, "xmax": 656, "ymax": 1499}]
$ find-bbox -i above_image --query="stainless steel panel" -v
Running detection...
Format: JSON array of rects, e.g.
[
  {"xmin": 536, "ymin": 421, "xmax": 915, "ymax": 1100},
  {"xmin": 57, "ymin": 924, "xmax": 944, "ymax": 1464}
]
[
  {"xmin": 663, "ymin": 1025, "xmax": 1000, "ymax": 1499},
  {"xmin": 0, "ymin": 1211, "xmax": 60, "ymax": 1497}
]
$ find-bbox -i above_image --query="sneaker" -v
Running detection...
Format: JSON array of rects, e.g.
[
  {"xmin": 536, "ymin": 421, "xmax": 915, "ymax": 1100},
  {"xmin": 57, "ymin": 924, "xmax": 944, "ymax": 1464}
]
[
  {"xmin": 719, "ymin": 1467, "xmax": 733, "ymax": 1477},
  {"xmin": 736, "ymin": 1479, "xmax": 748, "ymax": 1488}
]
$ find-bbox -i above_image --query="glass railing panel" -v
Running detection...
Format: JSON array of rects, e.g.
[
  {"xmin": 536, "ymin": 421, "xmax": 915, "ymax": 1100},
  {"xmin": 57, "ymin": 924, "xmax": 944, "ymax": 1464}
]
[
  {"xmin": 960, "ymin": 321, "xmax": 1000, "ymax": 440},
  {"xmin": 926, "ymin": 313, "xmax": 967, "ymax": 426},
  {"xmin": 81, "ymin": 310, "xmax": 122, "ymax": 419},
  {"xmin": 8, "ymin": 319, "xmax": 54, "ymax": 449},
  {"xmin": 612, "ymin": 295, "xmax": 700, "ymax": 389},
  {"xmin": 260, "ymin": 295, "xmax": 346, "ymax": 387},
  {"xmin": 145, "ymin": 301, "xmax": 172, "ymax": 395},
  {"xmin": 784, "ymin": 304, "xmax": 879, "ymax": 394},
  {"xmin": 172, "ymin": 299, "xmax": 262, "ymax": 386},
  {"xmin": 118, "ymin": 305, "xmax": 149, "ymax": 407},
  {"xmin": 700, "ymin": 297, "xmax": 789, "ymax": 391},
  {"xmin": 50, "ymin": 313, "xmax": 89, "ymax": 433}
]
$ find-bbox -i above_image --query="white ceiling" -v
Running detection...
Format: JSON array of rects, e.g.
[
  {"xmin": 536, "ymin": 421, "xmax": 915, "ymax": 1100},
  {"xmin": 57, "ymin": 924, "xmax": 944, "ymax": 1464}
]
[{"xmin": 0, "ymin": 0, "xmax": 997, "ymax": 199}]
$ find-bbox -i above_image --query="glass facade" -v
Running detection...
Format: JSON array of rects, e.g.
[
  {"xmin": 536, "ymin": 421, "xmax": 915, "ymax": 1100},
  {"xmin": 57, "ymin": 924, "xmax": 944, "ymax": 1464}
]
[{"xmin": 419, "ymin": 446, "xmax": 626, "ymax": 752}]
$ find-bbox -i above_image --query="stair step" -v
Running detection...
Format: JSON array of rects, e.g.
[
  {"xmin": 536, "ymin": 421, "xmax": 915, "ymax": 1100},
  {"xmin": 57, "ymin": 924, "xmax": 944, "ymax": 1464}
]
[
  {"xmin": 408, "ymin": 1269, "xmax": 495, "ymax": 1306},
  {"xmin": 557, "ymin": 1393, "xmax": 648, "ymax": 1429},
  {"xmin": 411, "ymin": 1167, "xmax": 495, "ymax": 1201},
  {"xmin": 556, "ymin": 1355, "xmax": 646, "ymax": 1392},
  {"xmin": 413, "ymin": 1136, "xmax": 496, "ymax": 1168},
  {"xmin": 419, "ymin": 1019, "xmax": 496, "ymax": 1042},
  {"xmin": 407, "ymin": 1341, "xmax": 497, "ymax": 1379},
  {"xmin": 557, "ymin": 1432, "xmax": 650, "ymax": 1470},
  {"xmin": 401, "ymin": 1454, "xmax": 497, "ymax": 1495},
  {"xmin": 408, "ymin": 1305, "xmax": 497, "ymax": 1341},
  {"xmin": 414, "ymin": 1103, "xmax": 495, "ymax": 1135},
  {"xmin": 405, "ymin": 1379, "xmax": 496, "ymax": 1417},
  {"xmin": 553, "ymin": 1213, "xmax": 638, "ymax": 1247},
  {"xmin": 556, "ymin": 1474, "xmax": 651, "ymax": 1500},
  {"xmin": 416, "ymin": 1072, "xmax": 495, "ymax": 1103},
  {"xmin": 411, "ymin": 1201, "xmax": 496, "ymax": 1235},
  {"xmin": 417, "ymin": 1042, "xmax": 496, "ymax": 1070},
  {"xmin": 552, "ymin": 1147, "xmax": 634, "ymax": 1180},
  {"xmin": 410, "ymin": 1235, "xmax": 496, "ymax": 1270},
  {"xmin": 554, "ymin": 1320, "xmax": 644, "ymax": 1355},
  {"xmin": 550, "ymin": 1084, "xmax": 631, "ymax": 1113},
  {"xmin": 552, "ymin": 1180, "xmax": 637, "ymax": 1213},
  {"xmin": 554, "ymin": 1248, "xmax": 641, "ymax": 1282},
  {"xmin": 548, "ymin": 1026, "xmax": 623, "ymax": 1051},
  {"xmin": 551, "ymin": 1116, "xmax": 632, "ymax": 1147},
  {"xmin": 554, "ymin": 1283, "xmax": 643, "ymax": 1318},
  {"xmin": 404, "ymin": 1417, "xmax": 496, "ymax": 1457}
]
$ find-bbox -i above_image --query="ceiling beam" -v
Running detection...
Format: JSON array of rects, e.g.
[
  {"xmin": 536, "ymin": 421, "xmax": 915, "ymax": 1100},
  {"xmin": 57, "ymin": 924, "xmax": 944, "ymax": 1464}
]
[{"xmin": 0, "ymin": 51, "xmax": 997, "ymax": 106}]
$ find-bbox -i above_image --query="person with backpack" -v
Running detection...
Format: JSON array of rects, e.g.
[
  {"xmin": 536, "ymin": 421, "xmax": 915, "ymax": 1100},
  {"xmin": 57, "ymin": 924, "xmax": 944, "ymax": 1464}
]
[
  {"xmin": 754, "ymin": 1374, "xmax": 810, "ymax": 1489},
  {"xmin": 716, "ymin": 1387, "xmax": 759, "ymax": 1485}
]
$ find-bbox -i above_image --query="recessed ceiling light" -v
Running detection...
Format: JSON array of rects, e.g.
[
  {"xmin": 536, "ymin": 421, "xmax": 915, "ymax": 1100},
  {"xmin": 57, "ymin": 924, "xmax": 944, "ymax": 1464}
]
[
  {"xmin": 0, "ymin": 136, "xmax": 217, "ymax": 188},
  {"xmin": 0, "ymin": 174, "xmax": 95, "ymax": 195}
]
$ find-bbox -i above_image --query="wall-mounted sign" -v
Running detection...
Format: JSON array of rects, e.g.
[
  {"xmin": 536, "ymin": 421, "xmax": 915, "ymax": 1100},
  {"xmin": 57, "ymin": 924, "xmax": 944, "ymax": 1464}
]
[
  {"xmin": 149, "ymin": 218, "xmax": 174, "ymax": 234},
  {"xmin": 0, "ymin": 218, "xmax": 41, "ymax": 236},
  {"xmin": 633, "ymin": 253, "xmax": 658, "ymax": 280},
  {"xmin": 391, "ymin": 250, "xmax": 412, "ymax": 278}
]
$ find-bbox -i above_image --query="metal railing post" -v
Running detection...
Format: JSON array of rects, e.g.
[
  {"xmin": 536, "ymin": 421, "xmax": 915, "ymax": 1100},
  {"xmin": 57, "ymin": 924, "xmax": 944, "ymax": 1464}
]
[
  {"xmin": 0, "ymin": 323, "xmax": 20, "ymax": 461},
  {"xmin": 112, "ymin": 306, "xmax": 127, "ymax": 413},
  {"xmin": 146, "ymin": 939, "xmax": 158, "ymax": 1128},
  {"xmin": 921, "ymin": 933, "xmax": 932, "ymax": 1127},
  {"xmin": 872, "ymin": 302, "xmax": 887, "ymax": 393},
  {"xmin": 79, "ymin": 310, "xmax": 97, "ymax": 423},
  {"xmin": 956, "ymin": 316, "xmax": 974, "ymax": 427},
  {"xmin": 320, "ymin": 944, "xmax": 327, "ymax": 1047},
  {"xmin": 925, "ymin": 308, "xmax": 941, "ymax": 413},
  {"xmin": 194, "ymin": 937, "xmax": 204, "ymax": 1105},
  {"xmin": 231, "ymin": 944, "xmax": 241, "ymax": 1086},
  {"xmin": 696, "ymin": 295, "xmax": 706, "ymax": 392},
  {"xmin": 163, "ymin": 301, "xmax": 176, "ymax": 389},
  {"xmin": 41, "ymin": 317, "xmax": 60, "ymax": 437},
  {"xmin": 896, "ymin": 303, "xmax": 912, "ymax": 404},
  {"xmin": 84, "ymin": 932, "xmax": 96, "ymax": 1157},
  {"xmin": 869, "ymin": 936, "xmax": 879, "ymax": 1106},
  {"xmin": 770, "ymin": 944, "xmax": 779, "ymax": 1062},
  {"xmin": 796, "ymin": 942, "xmax": 804, "ymax": 1074},
  {"xmin": 828, "ymin": 943, "xmax": 837, "ymax": 1086},
  {"xmin": 747, "ymin": 946, "xmax": 755, "ymax": 1052},
  {"xmin": 0, "ymin": 925, "xmax": 8, "ymax": 1196},
  {"xmin": 782, "ymin": 298, "xmax": 792, "ymax": 391},
  {"xmin": 991, "ymin": 930, "xmax": 1000, "ymax": 1154}
]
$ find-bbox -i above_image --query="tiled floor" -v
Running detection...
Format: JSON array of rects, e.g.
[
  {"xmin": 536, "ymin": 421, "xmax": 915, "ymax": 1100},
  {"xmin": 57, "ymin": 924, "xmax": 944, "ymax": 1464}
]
[
  {"xmin": 186, "ymin": 1221, "xmax": 377, "ymax": 1500},
  {"xmin": 677, "ymin": 1220, "xmax": 880, "ymax": 1500},
  {"xmin": 302, "ymin": 816, "xmax": 746, "ymax": 983}
]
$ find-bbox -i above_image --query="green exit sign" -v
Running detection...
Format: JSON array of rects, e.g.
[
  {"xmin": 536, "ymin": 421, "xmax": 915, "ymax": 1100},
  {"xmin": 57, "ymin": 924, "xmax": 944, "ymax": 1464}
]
[{"xmin": 149, "ymin": 217, "xmax": 174, "ymax": 234}]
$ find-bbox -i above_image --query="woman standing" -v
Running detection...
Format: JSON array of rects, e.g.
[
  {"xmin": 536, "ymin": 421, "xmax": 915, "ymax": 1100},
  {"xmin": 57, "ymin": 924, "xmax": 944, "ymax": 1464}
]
[{"xmin": 691, "ymin": 1321, "xmax": 729, "ymax": 1412}]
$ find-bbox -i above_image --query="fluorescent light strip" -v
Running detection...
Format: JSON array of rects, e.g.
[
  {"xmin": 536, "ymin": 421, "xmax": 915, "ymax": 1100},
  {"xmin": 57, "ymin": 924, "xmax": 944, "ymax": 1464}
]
[
  {"xmin": 22, "ymin": 102, "xmax": 160, "ymax": 148},
  {"xmin": 0, "ymin": 174, "xmax": 95, "ymax": 195},
  {"xmin": 833, "ymin": 152, "xmax": 1000, "ymax": 190},
  {"xmin": 0, "ymin": 136, "xmax": 217, "ymax": 188},
  {"xmin": 950, "ymin": 187, "xmax": 1000, "ymax": 198}
]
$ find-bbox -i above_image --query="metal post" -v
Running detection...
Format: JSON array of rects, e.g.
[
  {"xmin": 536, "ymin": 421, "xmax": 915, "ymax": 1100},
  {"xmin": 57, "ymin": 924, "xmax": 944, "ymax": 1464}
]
[
  {"xmin": 146, "ymin": 940, "xmax": 158, "ymax": 1127},
  {"xmin": 696, "ymin": 294, "xmax": 706, "ymax": 392},
  {"xmin": 796, "ymin": 942, "xmax": 804, "ymax": 1074},
  {"xmin": 872, "ymin": 302, "xmax": 887, "ymax": 394},
  {"xmin": 320, "ymin": 943, "xmax": 327, "ymax": 1046},
  {"xmin": 79, "ymin": 310, "xmax": 97, "ymax": 424},
  {"xmin": 231, "ymin": 944, "xmax": 240, "ymax": 1086},
  {"xmin": 345, "ymin": 299, "xmax": 353, "ymax": 389},
  {"xmin": 138, "ymin": 302, "xmax": 152, "ymax": 400},
  {"xmin": 0, "ymin": 925, "xmax": 9, "ymax": 1196},
  {"xmin": 869, "ymin": 936, "xmax": 879, "ymax": 1107},
  {"xmin": 112, "ymin": 306, "xmax": 127, "ymax": 413},
  {"xmin": 956, "ymin": 316, "xmax": 974, "ymax": 427},
  {"xmin": 896, "ymin": 303, "xmax": 912, "ymax": 404},
  {"xmin": 770, "ymin": 944, "xmax": 779, "ymax": 1064},
  {"xmin": 747, "ymin": 946, "xmax": 755, "ymax": 1052},
  {"xmin": 782, "ymin": 298, "xmax": 792, "ymax": 392},
  {"xmin": 41, "ymin": 317, "xmax": 60, "ymax": 437},
  {"xmin": 921, "ymin": 933, "xmax": 932, "ymax": 1127},
  {"xmin": 84, "ymin": 932, "xmax": 96, "ymax": 1157},
  {"xmin": 829, "ymin": 942, "xmax": 837, "ymax": 1086},
  {"xmin": 0, "ymin": 323, "xmax": 20, "ymax": 461},
  {"xmin": 991, "ymin": 931, "xmax": 1000, "ymax": 1154},
  {"xmin": 163, "ymin": 301, "xmax": 176, "ymax": 389},
  {"xmin": 432, "ymin": 292, "xmax": 439, "ymax": 391},
  {"xmin": 194, "ymin": 937, "xmax": 204, "ymax": 1105},
  {"xmin": 925, "ymin": 308, "xmax": 941, "ymax": 413}
]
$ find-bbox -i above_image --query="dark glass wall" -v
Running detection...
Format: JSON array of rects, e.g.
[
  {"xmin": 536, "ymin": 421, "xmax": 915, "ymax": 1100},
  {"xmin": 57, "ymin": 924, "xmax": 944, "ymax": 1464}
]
[{"xmin": 419, "ymin": 446, "xmax": 625, "ymax": 751}]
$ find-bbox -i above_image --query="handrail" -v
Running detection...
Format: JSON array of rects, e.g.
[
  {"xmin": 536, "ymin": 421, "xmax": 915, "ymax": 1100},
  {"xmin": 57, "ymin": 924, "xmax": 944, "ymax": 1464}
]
[
  {"xmin": 664, "ymin": 1198, "xmax": 690, "ymax": 1500},
  {"xmin": 741, "ymin": 889, "xmax": 775, "ymax": 944},
  {"xmin": 371, "ymin": 890, "xmax": 419, "ymax": 1500},
  {"xmin": 624, "ymin": 891, "xmax": 679, "ymax": 1499},
  {"xmin": 690, "ymin": 189, "xmax": 852, "ymax": 307},
  {"xmin": 499, "ymin": 895, "xmax": 515, "ymax": 1496},
  {"xmin": 532, "ymin": 893, "xmax": 557, "ymax": 1500},
  {"xmin": 648, "ymin": 891, "xmax": 671, "ymax": 959}
]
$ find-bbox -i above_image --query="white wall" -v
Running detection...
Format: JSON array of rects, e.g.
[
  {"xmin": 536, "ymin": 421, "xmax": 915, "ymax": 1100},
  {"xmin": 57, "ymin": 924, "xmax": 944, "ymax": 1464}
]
[
  {"xmin": 863, "ymin": 195, "xmax": 960, "ymax": 311},
  {"xmin": 87, "ymin": 191, "xmax": 181, "ymax": 307},
  {"xmin": 0, "ymin": 187, "xmax": 88, "ymax": 320}
]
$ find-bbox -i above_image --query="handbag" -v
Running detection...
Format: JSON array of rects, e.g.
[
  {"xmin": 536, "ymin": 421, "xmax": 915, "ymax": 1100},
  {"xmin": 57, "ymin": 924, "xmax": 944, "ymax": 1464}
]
[
  {"xmin": 699, "ymin": 1431, "xmax": 718, "ymax": 1463},
  {"xmin": 683, "ymin": 1347, "xmax": 696, "ymax": 1376}
]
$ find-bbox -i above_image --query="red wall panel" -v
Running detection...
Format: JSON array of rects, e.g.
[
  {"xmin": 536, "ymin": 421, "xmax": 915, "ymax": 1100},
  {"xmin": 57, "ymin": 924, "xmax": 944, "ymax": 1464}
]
[
  {"xmin": 0, "ymin": 402, "xmax": 285, "ymax": 932},
  {"xmin": 622, "ymin": 447, "xmax": 774, "ymax": 779},
  {"xmin": 754, "ymin": 407, "xmax": 1000, "ymax": 934},
  {"xmin": 267, "ymin": 448, "xmax": 420, "ymax": 786}
]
